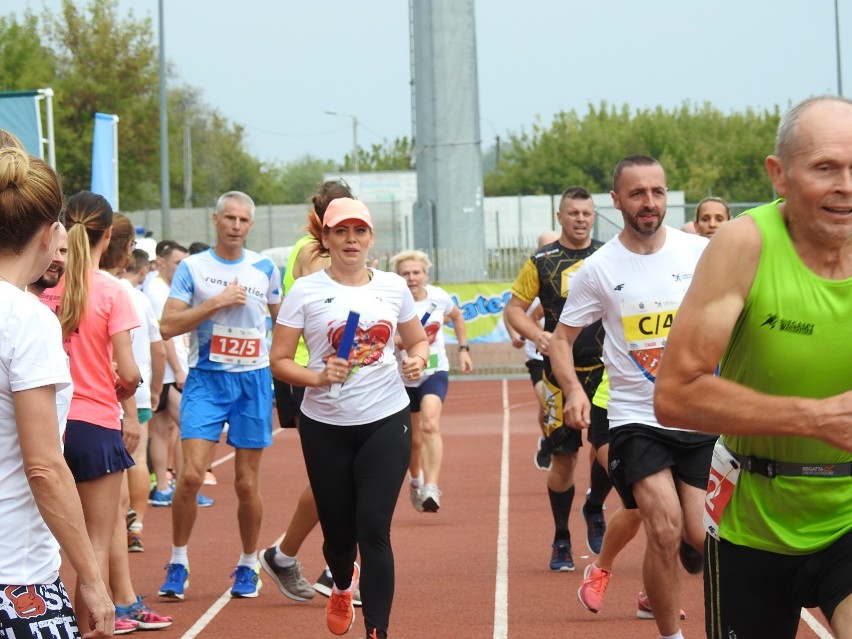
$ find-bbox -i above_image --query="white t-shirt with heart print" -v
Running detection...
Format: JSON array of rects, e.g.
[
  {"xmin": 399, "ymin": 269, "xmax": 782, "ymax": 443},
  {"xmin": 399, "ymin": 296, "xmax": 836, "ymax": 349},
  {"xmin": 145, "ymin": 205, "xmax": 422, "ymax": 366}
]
[{"xmin": 277, "ymin": 269, "xmax": 416, "ymax": 426}]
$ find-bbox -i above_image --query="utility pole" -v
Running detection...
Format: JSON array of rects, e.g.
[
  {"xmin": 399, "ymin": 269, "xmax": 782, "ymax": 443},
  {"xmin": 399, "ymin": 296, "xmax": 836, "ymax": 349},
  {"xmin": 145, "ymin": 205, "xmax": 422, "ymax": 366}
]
[
  {"xmin": 158, "ymin": 0, "xmax": 171, "ymax": 238},
  {"xmin": 183, "ymin": 99, "xmax": 192, "ymax": 209}
]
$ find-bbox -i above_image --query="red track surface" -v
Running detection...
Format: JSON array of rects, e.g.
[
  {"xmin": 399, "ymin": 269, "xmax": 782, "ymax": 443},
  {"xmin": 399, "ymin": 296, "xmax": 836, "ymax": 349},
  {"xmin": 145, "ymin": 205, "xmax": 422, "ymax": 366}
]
[{"xmin": 63, "ymin": 379, "xmax": 834, "ymax": 638}]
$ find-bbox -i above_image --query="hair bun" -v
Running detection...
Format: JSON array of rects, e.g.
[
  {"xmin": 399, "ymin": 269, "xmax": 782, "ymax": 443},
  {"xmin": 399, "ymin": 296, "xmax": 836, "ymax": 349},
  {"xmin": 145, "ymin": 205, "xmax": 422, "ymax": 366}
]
[{"xmin": 0, "ymin": 146, "xmax": 31, "ymax": 190}]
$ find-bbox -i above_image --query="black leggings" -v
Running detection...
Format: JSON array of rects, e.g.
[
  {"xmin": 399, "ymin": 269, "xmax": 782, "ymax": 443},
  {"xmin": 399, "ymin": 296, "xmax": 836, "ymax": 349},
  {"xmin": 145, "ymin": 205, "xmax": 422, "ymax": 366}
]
[{"xmin": 299, "ymin": 407, "xmax": 411, "ymax": 637}]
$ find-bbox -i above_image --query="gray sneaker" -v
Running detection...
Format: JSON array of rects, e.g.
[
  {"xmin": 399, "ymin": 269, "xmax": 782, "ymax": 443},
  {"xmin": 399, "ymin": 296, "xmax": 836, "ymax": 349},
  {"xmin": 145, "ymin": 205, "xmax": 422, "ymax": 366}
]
[{"xmin": 259, "ymin": 547, "xmax": 315, "ymax": 601}]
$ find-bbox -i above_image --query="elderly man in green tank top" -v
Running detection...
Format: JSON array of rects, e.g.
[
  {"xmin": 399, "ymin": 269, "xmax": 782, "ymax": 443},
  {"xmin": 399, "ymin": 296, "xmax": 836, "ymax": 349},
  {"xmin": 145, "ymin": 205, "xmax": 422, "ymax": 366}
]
[{"xmin": 655, "ymin": 95, "xmax": 852, "ymax": 639}]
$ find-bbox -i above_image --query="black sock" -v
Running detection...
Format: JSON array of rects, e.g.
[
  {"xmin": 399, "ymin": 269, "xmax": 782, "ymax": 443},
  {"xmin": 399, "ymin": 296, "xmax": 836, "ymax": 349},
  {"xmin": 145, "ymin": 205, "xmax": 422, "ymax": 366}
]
[
  {"xmin": 548, "ymin": 486, "xmax": 575, "ymax": 542},
  {"xmin": 587, "ymin": 459, "xmax": 612, "ymax": 509}
]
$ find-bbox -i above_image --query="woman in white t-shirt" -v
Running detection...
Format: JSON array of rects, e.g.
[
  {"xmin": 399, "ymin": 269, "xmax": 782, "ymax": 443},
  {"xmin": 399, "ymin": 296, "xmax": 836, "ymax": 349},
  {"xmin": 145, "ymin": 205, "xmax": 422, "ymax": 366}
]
[
  {"xmin": 389, "ymin": 250, "xmax": 473, "ymax": 514},
  {"xmin": 272, "ymin": 198, "xmax": 428, "ymax": 639},
  {"xmin": 0, "ymin": 144, "xmax": 113, "ymax": 638}
]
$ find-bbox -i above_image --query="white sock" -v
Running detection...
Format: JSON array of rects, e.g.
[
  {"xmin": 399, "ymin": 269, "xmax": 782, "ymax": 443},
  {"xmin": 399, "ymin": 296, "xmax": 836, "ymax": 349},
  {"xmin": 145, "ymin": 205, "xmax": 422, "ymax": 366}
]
[
  {"xmin": 273, "ymin": 546, "xmax": 296, "ymax": 568},
  {"xmin": 238, "ymin": 552, "xmax": 257, "ymax": 568},
  {"xmin": 659, "ymin": 631, "xmax": 684, "ymax": 639},
  {"xmin": 129, "ymin": 522, "xmax": 143, "ymax": 533},
  {"xmin": 409, "ymin": 471, "xmax": 422, "ymax": 488},
  {"xmin": 170, "ymin": 545, "xmax": 188, "ymax": 567}
]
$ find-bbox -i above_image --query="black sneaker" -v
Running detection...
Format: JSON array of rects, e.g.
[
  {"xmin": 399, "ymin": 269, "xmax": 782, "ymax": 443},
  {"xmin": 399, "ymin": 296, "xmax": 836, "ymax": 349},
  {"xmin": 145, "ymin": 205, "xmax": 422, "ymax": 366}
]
[
  {"xmin": 534, "ymin": 436, "xmax": 552, "ymax": 471},
  {"xmin": 314, "ymin": 569, "xmax": 362, "ymax": 607},
  {"xmin": 679, "ymin": 540, "xmax": 703, "ymax": 574},
  {"xmin": 581, "ymin": 501, "xmax": 606, "ymax": 555}
]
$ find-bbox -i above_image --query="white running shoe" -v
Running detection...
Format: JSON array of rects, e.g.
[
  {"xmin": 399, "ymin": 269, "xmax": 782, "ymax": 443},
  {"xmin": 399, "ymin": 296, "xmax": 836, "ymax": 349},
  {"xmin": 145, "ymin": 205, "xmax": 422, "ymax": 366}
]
[
  {"xmin": 409, "ymin": 470, "xmax": 425, "ymax": 512},
  {"xmin": 421, "ymin": 484, "xmax": 442, "ymax": 513}
]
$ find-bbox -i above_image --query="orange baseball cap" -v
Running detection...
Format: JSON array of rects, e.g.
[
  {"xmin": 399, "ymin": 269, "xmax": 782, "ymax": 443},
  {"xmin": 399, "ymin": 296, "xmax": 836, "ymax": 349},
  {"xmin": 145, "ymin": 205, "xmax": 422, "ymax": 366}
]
[{"xmin": 323, "ymin": 197, "xmax": 373, "ymax": 228}]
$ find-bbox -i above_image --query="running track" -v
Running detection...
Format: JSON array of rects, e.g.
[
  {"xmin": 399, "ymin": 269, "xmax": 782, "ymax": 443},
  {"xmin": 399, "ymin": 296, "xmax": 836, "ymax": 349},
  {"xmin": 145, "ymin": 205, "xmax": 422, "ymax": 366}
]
[{"xmin": 63, "ymin": 379, "xmax": 835, "ymax": 638}]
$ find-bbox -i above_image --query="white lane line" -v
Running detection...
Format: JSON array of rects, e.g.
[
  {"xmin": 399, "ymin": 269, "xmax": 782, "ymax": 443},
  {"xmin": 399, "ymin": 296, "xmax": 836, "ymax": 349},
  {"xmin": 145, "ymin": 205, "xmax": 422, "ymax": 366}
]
[
  {"xmin": 493, "ymin": 378, "xmax": 510, "ymax": 639},
  {"xmin": 178, "ymin": 429, "xmax": 287, "ymax": 638},
  {"xmin": 179, "ymin": 590, "xmax": 232, "ymax": 639},
  {"xmin": 801, "ymin": 608, "xmax": 834, "ymax": 638}
]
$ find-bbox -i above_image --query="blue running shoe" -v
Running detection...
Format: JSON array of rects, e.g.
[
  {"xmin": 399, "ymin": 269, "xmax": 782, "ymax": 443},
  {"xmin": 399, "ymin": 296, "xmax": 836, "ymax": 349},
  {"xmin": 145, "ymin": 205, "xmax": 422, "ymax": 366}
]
[
  {"xmin": 549, "ymin": 540, "xmax": 574, "ymax": 572},
  {"xmin": 197, "ymin": 493, "xmax": 214, "ymax": 508},
  {"xmin": 231, "ymin": 565, "xmax": 262, "ymax": 598},
  {"xmin": 159, "ymin": 563, "xmax": 189, "ymax": 599},
  {"xmin": 582, "ymin": 501, "xmax": 606, "ymax": 555},
  {"xmin": 148, "ymin": 487, "xmax": 173, "ymax": 507}
]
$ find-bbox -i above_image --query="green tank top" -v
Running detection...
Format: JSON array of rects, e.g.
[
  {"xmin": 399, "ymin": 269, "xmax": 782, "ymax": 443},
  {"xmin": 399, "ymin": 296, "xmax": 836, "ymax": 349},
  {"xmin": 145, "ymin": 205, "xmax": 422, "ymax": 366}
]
[
  {"xmin": 284, "ymin": 235, "xmax": 316, "ymax": 367},
  {"xmin": 719, "ymin": 200, "xmax": 852, "ymax": 554}
]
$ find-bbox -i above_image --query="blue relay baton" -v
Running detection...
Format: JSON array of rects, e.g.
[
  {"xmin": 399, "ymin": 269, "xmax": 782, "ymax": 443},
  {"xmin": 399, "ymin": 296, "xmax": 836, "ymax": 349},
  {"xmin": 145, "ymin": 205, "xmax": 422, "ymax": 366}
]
[
  {"xmin": 328, "ymin": 310, "xmax": 360, "ymax": 398},
  {"xmin": 420, "ymin": 302, "xmax": 437, "ymax": 325}
]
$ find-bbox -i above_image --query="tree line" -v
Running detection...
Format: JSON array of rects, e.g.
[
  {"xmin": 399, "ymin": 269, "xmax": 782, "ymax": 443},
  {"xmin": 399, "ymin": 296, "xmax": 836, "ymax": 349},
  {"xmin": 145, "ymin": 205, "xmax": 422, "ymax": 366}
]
[{"xmin": 1, "ymin": 0, "xmax": 782, "ymax": 211}]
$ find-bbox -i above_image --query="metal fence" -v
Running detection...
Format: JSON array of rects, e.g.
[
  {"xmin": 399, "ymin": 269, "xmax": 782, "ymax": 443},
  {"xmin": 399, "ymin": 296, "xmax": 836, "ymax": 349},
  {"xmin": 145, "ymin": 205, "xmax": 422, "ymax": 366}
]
[{"xmin": 127, "ymin": 197, "xmax": 762, "ymax": 282}]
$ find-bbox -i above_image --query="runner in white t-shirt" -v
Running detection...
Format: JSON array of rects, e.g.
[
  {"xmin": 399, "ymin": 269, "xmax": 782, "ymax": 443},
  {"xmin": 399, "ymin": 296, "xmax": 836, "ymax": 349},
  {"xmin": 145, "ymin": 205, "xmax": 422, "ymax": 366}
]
[
  {"xmin": 143, "ymin": 241, "xmax": 200, "ymax": 506},
  {"xmin": 272, "ymin": 198, "xmax": 429, "ymax": 639},
  {"xmin": 121, "ymin": 249, "xmax": 166, "ymax": 553},
  {"xmin": 390, "ymin": 250, "xmax": 473, "ymax": 514},
  {"xmin": 549, "ymin": 155, "xmax": 713, "ymax": 639}
]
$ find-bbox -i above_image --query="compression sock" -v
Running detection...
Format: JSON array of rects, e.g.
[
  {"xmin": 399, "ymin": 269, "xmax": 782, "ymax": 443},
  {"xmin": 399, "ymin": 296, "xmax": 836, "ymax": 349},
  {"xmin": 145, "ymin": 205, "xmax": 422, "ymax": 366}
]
[
  {"xmin": 587, "ymin": 458, "xmax": 612, "ymax": 508},
  {"xmin": 548, "ymin": 486, "xmax": 575, "ymax": 540}
]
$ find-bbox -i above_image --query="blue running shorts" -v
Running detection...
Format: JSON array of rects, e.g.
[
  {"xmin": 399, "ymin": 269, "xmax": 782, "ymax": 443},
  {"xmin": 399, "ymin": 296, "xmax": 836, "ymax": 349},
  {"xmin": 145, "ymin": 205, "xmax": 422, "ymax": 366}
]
[{"xmin": 180, "ymin": 367, "xmax": 273, "ymax": 449}]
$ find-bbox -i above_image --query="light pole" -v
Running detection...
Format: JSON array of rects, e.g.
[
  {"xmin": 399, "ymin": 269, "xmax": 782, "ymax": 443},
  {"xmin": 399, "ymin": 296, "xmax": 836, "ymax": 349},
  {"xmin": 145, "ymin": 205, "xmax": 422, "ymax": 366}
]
[
  {"xmin": 324, "ymin": 110, "xmax": 359, "ymax": 172},
  {"xmin": 835, "ymin": 0, "xmax": 843, "ymax": 95}
]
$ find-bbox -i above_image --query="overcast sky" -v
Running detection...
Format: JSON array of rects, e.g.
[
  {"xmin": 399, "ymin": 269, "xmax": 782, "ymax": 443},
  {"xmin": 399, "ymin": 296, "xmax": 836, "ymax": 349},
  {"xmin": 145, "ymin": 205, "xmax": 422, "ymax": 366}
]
[{"xmin": 5, "ymin": 0, "xmax": 850, "ymax": 166}]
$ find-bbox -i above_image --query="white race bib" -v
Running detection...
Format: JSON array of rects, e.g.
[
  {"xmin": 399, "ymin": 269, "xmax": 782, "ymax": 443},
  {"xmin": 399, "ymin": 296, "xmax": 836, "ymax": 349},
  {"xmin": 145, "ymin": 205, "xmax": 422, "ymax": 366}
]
[
  {"xmin": 209, "ymin": 325, "xmax": 262, "ymax": 365},
  {"xmin": 704, "ymin": 438, "xmax": 741, "ymax": 540}
]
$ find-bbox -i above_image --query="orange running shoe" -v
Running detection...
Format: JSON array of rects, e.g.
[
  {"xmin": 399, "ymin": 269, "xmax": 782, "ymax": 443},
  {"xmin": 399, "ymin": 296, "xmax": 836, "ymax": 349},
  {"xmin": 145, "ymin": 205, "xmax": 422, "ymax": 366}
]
[{"xmin": 326, "ymin": 562, "xmax": 360, "ymax": 635}]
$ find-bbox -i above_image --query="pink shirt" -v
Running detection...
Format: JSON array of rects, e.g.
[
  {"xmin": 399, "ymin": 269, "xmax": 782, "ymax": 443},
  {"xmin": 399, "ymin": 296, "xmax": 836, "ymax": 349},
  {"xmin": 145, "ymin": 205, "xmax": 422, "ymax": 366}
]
[{"xmin": 41, "ymin": 270, "xmax": 139, "ymax": 429}]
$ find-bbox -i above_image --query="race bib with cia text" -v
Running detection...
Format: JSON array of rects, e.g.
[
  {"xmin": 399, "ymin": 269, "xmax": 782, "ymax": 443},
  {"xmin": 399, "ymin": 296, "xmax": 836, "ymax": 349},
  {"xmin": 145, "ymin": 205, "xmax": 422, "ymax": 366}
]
[{"xmin": 620, "ymin": 297, "xmax": 682, "ymax": 382}]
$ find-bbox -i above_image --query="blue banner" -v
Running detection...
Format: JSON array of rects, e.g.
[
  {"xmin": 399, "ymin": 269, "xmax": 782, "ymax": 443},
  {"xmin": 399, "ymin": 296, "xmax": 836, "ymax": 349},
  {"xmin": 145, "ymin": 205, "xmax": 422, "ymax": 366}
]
[
  {"xmin": 0, "ymin": 92, "xmax": 41, "ymax": 157},
  {"xmin": 91, "ymin": 112, "xmax": 119, "ymax": 209}
]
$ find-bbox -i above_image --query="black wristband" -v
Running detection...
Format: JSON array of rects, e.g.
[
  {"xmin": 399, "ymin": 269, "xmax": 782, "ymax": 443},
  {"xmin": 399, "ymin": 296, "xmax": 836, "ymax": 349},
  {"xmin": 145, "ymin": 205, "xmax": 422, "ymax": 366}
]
[{"xmin": 458, "ymin": 345, "xmax": 470, "ymax": 352}]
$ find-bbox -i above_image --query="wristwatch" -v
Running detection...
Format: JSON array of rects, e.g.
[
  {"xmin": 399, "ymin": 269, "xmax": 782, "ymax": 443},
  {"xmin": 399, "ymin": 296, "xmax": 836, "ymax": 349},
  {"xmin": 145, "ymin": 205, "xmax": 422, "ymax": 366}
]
[{"xmin": 458, "ymin": 345, "xmax": 470, "ymax": 352}]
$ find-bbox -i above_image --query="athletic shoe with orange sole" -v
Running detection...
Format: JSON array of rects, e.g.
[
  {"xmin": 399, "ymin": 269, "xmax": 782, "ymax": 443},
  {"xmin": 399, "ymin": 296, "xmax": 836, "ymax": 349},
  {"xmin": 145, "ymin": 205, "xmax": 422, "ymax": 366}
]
[
  {"xmin": 326, "ymin": 563, "xmax": 360, "ymax": 635},
  {"xmin": 577, "ymin": 563, "xmax": 611, "ymax": 613}
]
